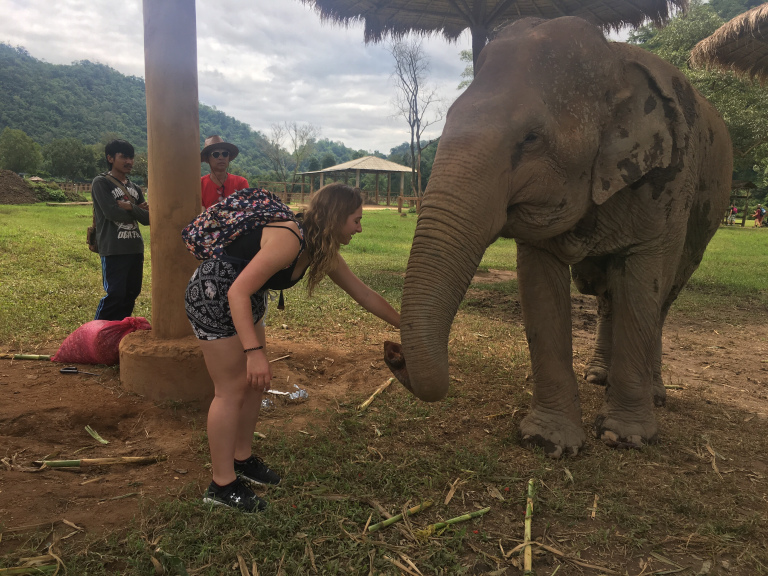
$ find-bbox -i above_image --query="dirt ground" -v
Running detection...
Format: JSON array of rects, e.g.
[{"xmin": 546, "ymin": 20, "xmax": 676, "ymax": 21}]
[{"xmin": 1, "ymin": 270, "xmax": 767, "ymax": 573}]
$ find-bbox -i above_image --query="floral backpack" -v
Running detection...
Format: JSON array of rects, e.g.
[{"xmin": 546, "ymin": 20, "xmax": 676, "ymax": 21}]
[{"xmin": 182, "ymin": 188, "xmax": 299, "ymax": 261}]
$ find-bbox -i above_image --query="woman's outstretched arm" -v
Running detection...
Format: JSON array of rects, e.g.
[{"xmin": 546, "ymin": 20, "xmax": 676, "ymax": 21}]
[{"xmin": 328, "ymin": 256, "xmax": 400, "ymax": 329}]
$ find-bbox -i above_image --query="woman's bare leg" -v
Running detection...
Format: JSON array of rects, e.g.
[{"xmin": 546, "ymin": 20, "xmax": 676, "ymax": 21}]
[
  {"xmin": 200, "ymin": 321, "xmax": 269, "ymax": 485},
  {"xmin": 200, "ymin": 335, "xmax": 250, "ymax": 486}
]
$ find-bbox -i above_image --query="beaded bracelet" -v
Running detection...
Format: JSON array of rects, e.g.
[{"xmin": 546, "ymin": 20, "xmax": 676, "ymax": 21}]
[{"xmin": 243, "ymin": 346, "xmax": 264, "ymax": 354}]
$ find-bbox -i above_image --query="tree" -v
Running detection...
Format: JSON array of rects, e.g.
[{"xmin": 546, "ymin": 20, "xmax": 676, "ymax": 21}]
[
  {"xmin": 263, "ymin": 123, "xmax": 290, "ymax": 183},
  {"xmin": 307, "ymin": 156, "xmax": 321, "ymax": 190},
  {"xmin": 43, "ymin": 138, "xmax": 98, "ymax": 182},
  {"xmin": 321, "ymin": 152, "xmax": 337, "ymax": 169},
  {"xmin": 132, "ymin": 152, "xmax": 148, "ymax": 184},
  {"xmin": 0, "ymin": 128, "xmax": 43, "ymax": 173},
  {"xmin": 389, "ymin": 38, "xmax": 444, "ymax": 196},
  {"xmin": 709, "ymin": 0, "xmax": 764, "ymax": 20},
  {"xmin": 458, "ymin": 50, "xmax": 474, "ymax": 90},
  {"xmin": 286, "ymin": 121, "xmax": 321, "ymax": 192},
  {"xmin": 262, "ymin": 122, "xmax": 321, "ymax": 189}
]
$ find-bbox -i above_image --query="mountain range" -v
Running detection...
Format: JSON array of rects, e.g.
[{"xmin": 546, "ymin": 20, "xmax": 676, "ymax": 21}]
[{"xmin": 0, "ymin": 43, "xmax": 368, "ymax": 178}]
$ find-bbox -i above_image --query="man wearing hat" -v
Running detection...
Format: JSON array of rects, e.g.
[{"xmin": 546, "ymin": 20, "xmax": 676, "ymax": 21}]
[{"xmin": 200, "ymin": 135, "xmax": 249, "ymax": 209}]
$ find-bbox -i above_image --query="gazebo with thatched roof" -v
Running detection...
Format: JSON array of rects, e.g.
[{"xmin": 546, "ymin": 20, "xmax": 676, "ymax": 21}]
[
  {"xmin": 299, "ymin": 155, "xmax": 413, "ymax": 206},
  {"xmin": 302, "ymin": 0, "xmax": 689, "ymax": 70},
  {"xmin": 691, "ymin": 3, "xmax": 768, "ymax": 81}
]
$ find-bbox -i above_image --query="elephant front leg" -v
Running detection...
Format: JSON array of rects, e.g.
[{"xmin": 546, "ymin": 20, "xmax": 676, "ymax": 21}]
[
  {"xmin": 517, "ymin": 244, "xmax": 585, "ymax": 458},
  {"xmin": 595, "ymin": 253, "xmax": 660, "ymax": 447}
]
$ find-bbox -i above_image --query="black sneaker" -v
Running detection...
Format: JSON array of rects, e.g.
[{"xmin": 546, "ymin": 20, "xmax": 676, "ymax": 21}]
[
  {"xmin": 203, "ymin": 477, "xmax": 267, "ymax": 513},
  {"xmin": 234, "ymin": 455, "xmax": 281, "ymax": 486}
]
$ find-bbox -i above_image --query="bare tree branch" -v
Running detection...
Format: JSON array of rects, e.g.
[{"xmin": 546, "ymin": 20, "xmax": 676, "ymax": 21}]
[
  {"xmin": 389, "ymin": 38, "xmax": 445, "ymax": 197},
  {"xmin": 262, "ymin": 122, "xmax": 322, "ymax": 191},
  {"xmin": 286, "ymin": 121, "xmax": 321, "ymax": 192},
  {"xmin": 263, "ymin": 123, "xmax": 289, "ymax": 183}
]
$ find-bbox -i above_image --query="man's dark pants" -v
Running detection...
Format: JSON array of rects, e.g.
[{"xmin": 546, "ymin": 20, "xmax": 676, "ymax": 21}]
[{"xmin": 95, "ymin": 253, "xmax": 144, "ymax": 321}]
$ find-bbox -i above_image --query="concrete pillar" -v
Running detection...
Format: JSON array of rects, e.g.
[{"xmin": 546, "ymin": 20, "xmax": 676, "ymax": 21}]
[
  {"xmin": 387, "ymin": 173, "xmax": 391, "ymax": 206},
  {"xmin": 356, "ymin": 169, "xmax": 360, "ymax": 188},
  {"xmin": 375, "ymin": 173, "xmax": 379, "ymax": 205},
  {"xmin": 120, "ymin": 0, "xmax": 213, "ymax": 404}
]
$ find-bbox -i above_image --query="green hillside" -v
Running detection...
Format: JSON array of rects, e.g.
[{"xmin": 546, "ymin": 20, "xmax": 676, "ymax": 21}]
[
  {"xmin": 0, "ymin": 43, "xmax": 370, "ymax": 180},
  {"xmin": 0, "ymin": 44, "xmax": 148, "ymax": 146}
]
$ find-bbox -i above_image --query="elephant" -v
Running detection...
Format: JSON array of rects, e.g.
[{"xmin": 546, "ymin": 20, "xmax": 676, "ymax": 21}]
[{"xmin": 384, "ymin": 16, "xmax": 732, "ymax": 458}]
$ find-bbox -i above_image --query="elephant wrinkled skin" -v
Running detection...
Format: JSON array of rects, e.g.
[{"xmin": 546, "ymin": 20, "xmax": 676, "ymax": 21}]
[{"xmin": 384, "ymin": 17, "xmax": 732, "ymax": 458}]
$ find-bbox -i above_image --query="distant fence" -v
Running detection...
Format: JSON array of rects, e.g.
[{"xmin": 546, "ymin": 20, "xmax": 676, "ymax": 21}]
[
  {"xmin": 253, "ymin": 180, "xmax": 418, "ymax": 208},
  {"xmin": 56, "ymin": 182, "xmax": 90, "ymax": 194},
  {"xmin": 51, "ymin": 179, "xmax": 420, "ymax": 209}
]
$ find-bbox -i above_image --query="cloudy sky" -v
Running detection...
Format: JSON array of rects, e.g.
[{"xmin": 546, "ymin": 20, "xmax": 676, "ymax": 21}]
[{"xmin": 0, "ymin": 0, "xmax": 476, "ymax": 153}]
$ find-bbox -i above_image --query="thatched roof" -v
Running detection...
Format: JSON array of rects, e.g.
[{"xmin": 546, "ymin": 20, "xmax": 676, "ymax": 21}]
[
  {"xmin": 691, "ymin": 3, "xmax": 768, "ymax": 81},
  {"xmin": 299, "ymin": 155, "xmax": 412, "ymax": 175},
  {"xmin": 731, "ymin": 179, "xmax": 757, "ymax": 189},
  {"xmin": 301, "ymin": 0, "xmax": 689, "ymax": 42}
]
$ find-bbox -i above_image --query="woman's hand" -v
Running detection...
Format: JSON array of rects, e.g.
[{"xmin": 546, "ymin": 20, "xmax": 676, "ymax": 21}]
[{"xmin": 246, "ymin": 350, "xmax": 272, "ymax": 392}]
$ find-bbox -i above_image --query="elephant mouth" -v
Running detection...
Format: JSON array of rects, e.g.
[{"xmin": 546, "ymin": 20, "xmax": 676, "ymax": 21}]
[{"xmin": 383, "ymin": 341, "xmax": 413, "ymax": 393}]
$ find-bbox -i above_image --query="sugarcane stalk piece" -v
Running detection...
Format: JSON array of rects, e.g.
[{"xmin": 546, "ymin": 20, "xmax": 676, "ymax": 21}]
[
  {"xmin": 0, "ymin": 354, "xmax": 51, "ymax": 361},
  {"xmin": 368, "ymin": 500, "xmax": 433, "ymax": 532},
  {"xmin": 358, "ymin": 378, "xmax": 394, "ymax": 411},
  {"xmin": 414, "ymin": 506, "xmax": 491, "ymax": 541},
  {"xmin": 524, "ymin": 478, "xmax": 535, "ymax": 575},
  {"xmin": 34, "ymin": 455, "xmax": 166, "ymax": 468}
]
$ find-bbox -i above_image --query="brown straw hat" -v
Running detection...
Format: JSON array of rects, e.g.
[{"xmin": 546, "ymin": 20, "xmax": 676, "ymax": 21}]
[{"xmin": 200, "ymin": 135, "xmax": 239, "ymax": 162}]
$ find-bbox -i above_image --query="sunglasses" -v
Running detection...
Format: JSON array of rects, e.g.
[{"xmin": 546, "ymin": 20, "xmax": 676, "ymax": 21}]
[{"xmin": 210, "ymin": 151, "xmax": 230, "ymax": 159}]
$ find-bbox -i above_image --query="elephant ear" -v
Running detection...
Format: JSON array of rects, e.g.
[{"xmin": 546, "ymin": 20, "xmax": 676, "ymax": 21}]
[{"xmin": 591, "ymin": 59, "xmax": 689, "ymax": 205}]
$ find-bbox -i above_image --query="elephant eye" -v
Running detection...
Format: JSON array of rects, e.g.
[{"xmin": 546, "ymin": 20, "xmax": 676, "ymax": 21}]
[{"xmin": 523, "ymin": 132, "xmax": 539, "ymax": 145}]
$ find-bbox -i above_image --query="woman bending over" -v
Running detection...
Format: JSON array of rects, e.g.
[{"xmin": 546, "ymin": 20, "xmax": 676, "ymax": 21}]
[{"xmin": 185, "ymin": 183, "xmax": 400, "ymax": 512}]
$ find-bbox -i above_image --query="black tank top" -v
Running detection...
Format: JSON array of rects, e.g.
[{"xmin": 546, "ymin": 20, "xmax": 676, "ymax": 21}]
[{"xmin": 224, "ymin": 224, "xmax": 306, "ymax": 290}]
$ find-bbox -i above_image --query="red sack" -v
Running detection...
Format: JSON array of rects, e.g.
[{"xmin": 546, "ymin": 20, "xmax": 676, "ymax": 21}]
[{"xmin": 51, "ymin": 317, "xmax": 152, "ymax": 365}]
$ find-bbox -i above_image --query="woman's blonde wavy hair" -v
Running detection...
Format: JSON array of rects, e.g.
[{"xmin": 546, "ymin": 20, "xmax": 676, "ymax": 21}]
[{"xmin": 302, "ymin": 183, "xmax": 363, "ymax": 295}]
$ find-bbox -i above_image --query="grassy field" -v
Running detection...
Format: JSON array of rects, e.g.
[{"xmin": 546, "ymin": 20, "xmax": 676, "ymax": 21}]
[
  {"xmin": 0, "ymin": 205, "xmax": 521, "ymax": 349},
  {"xmin": 0, "ymin": 204, "xmax": 766, "ymax": 349},
  {"xmin": 1, "ymin": 204, "xmax": 767, "ymax": 574}
]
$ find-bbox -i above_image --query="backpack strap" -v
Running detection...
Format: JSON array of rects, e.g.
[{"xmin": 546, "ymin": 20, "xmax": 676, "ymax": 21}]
[{"xmin": 104, "ymin": 173, "xmax": 137, "ymax": 204}]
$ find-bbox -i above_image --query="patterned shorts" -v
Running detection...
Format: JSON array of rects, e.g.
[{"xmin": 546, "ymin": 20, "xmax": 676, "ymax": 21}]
[{"xmin": 185, "ymin": 259, "xmax": 267, "ymax": 340}]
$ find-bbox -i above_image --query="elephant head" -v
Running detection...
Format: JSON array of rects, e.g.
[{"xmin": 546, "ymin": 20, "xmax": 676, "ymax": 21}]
[{"xmin": 389, "ymin": 16, "xmax": 693, "ymax": 402}]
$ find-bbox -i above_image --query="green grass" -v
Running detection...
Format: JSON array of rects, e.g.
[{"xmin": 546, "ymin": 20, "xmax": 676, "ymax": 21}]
[
  {"xmin": 692, "ymin": 225, "xmax": 768, "ymax": 293},
  {"xmin": 0, "ymin": 204, "xmax": 151, "ymax": 349},
  {"xmin": 4, "ymin": 203, "xmax": 762, "ymax": 350}
]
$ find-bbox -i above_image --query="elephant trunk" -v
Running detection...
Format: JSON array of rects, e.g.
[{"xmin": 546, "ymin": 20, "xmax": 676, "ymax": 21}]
[{"xmin": 398, "ymin": 153, "xmax": 508, "ymax": 401}]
